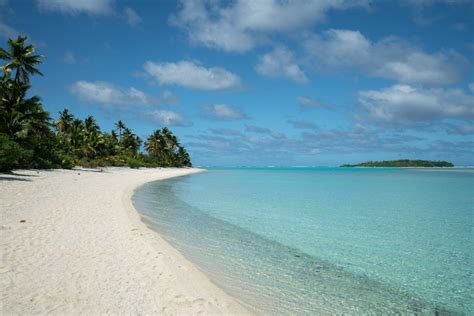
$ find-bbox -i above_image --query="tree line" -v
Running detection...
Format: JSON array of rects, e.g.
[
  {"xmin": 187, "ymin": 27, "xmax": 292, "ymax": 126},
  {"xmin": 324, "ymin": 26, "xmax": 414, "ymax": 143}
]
[
  {"xmin": 341, "ymin": 160, "xmax": 454, "ymax": 168},
  {"xmin": 0, "ymin": 36, "xmax": 191, "ymax": 172}
]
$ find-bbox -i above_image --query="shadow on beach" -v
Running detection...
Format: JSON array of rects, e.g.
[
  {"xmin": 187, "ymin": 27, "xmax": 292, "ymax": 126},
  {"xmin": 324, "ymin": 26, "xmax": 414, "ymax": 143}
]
[
  {"xmin": 0, "ymin": 175, "xmax": 31, "ymax": 181},
  {"xmin": 0, "ymin": 170, "xmax": 42, "ymax": 181}
]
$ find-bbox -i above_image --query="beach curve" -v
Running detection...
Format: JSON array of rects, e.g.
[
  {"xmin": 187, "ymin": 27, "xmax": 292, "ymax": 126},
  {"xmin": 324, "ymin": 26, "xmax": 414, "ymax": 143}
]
[{"xmin": 0, "ymin": 167, "xmax": 250, "ymax": 315}]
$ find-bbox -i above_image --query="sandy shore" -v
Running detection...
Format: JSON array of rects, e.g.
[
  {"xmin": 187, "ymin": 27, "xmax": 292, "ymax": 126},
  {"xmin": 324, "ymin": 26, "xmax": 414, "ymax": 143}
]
[{"xmin": 0, "ymin": 168, "xmax": 250, "ymax": 315}]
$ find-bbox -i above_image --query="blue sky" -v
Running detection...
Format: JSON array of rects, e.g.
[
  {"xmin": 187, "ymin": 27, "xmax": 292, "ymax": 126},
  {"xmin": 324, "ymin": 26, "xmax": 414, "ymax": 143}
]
[{"xmin": 1, "ymin": 0, "xmax": 473, "ymax": 166}]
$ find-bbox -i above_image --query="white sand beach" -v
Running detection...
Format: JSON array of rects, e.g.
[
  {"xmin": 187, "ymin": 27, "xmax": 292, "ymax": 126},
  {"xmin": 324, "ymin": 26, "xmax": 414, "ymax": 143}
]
[{"xmin": 0, "ymin": 168, "xmax": 250, "ymax": 315}]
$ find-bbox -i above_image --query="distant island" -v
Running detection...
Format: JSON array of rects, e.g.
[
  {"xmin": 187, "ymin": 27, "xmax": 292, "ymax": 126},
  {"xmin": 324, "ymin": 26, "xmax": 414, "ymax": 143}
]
[{"xmin": 341, "ymin": 160, "xmax": 454, "ymax": 168}]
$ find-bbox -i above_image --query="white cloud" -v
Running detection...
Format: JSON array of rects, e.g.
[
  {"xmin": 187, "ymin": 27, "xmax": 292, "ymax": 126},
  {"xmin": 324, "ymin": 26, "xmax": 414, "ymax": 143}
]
[
  {"xmin": 124, "ymin": 7, "xmax": 142, "ymax": 27},
  {"xmin": 189, "ymin": 122, "xmax": 474, "ymax": 166},
  {"xmin": 158, "ymin": 90, "xmax": 179, "ymax": 105},
  {"xmin": 169, "ymin": 0, "xmax": 369, "ymax": 52},
  {"xmin": 468, "ymin": 82, "xmax": 474, "ymax": 92},
  {"xmin": 146, "ymin": 110, "xmax": 185, "ymax": 126},
  {"xmin": 287, "ymin": 119, "xmax": 318, "ymax": 130},
  {"xmin": 144, "ymin": 60, "xmax": 241, "ymax": 91},
  {"xmin": 245, "ymin": 125, "xmax": 271, "ymax": 134},
  {"xmin": 305, "ymin": 29, "xmax": 371, "ymax": 68},
  {"xmin": 37, "ymin": 0, "xmax": 114, "ymax": 15},
  {"xmin": 71, "ymin": 81, "xmax": 149, "ymax": 106},
  {"xmin": 304, "ymin": 29, "xmax": 467, "ymax": 86},
  {"xmin": 297, "ymin": 96, "xmax": 331, "ymax": 109},
  {"xmin": 70, "ymin": 81, "xmax": 178, "ymax": 107},
  {"xmin": 447, "ymin": 123, "xmax": 474, "ymax": 135},
  {"xmin": 256, "ymin": 46, "xmax": 307, "ymax": 83},
  {"xmin": 359, "ymin": 84, "xmax": 474, "ymax": 124},
  {"xmin": 372, "ymin": 50, "xmax": 465, "ymax": 86},
  {"xmin": 204, "ymin": 104, "xmax": 247, "ymax": 120},
  {"xmin": 402, "ymin": 0, "xmax": 471, "ymax": 6},
  {"xmin": 62, "ymin": 51, "xmax": 76, "ymax": 64}
]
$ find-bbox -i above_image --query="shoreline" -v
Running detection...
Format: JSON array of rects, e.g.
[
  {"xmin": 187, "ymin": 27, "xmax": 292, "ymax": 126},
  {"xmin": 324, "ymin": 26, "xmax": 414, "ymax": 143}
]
[{"xmin": 0, "ymin": 167, "xmax": 250, "ymax": 315}]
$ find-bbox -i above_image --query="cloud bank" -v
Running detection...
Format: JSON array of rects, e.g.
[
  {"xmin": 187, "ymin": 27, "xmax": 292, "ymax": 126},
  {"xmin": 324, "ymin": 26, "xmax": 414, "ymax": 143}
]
[
  {"xmin": 204, "ymin": 104, "xmax": 247, "ymax": 120},
  {"xmin": 144, "ymin": 60, "xmax": 241, "ymax": 91},
  {"xmin": 359, "ymin": 84, "xmax": 474, "ymax": 125},
  {"xmin": 256, "ymin": 47, "xmax": 307, "ymax": 83},
  {"xmin": 170, "ymin": 0, "xmax": 369, "ymax": 52},
  {"xmin": 145, "ymin": 110, "xmax": 185, "ymax": 126},
  {"xmin": 37, "ymin": 0, "xmax": 114, "ymax": 15},
  {"xmin": 304, "ymin": 29, "xmax": 468, "ymax": 86},
  {"xmin": 70, "ymin": 81, "xmax": 178, "ymax": 107}
]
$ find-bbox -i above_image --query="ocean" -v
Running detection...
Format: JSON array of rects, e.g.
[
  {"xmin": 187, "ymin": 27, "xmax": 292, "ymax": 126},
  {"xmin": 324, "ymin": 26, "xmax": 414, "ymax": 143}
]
[{"xmin": 133, "ymin": 168, "xmax": 473, "ymax": 314}]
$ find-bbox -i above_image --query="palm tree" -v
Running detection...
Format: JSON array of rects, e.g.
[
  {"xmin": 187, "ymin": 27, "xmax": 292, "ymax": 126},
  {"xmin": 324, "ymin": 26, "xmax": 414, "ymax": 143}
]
[
  {"xmin": 0, "ymin": 79, "xmax": 50, "ymax": 141},
  {"xmin": 103, "ymin": 131, "xmax": 119, "ymax": 156},
  {"xmin": 121, "ymin": 127, "xmax": 141, "ymax": 154},
  {"xmin": 69, "ymin": 118, "xmax": 85, "ymax": 156},
  {"xmin": 144, "ymin": 129, "xmax": 162, "ymax": 158},
  {"xmin": 84, "ymin": 130, "xmax": 104, "ymax": 159},
  {"xmin": 177, "ymin": 146, "xmax": 192, "ymax": 167},
  {"xmin": 144, "ymin": 127, "xmax": 190, "ymax": 167},
  {"xmin": 84, "ymin": 116, "xmax": 99, "ymax": 134},
  {"xmin": 0, "ymin": 36, "xmax": 44, "ymax": 85},
  {"xmin": 114, "ymin": 120, "xmax": 126, "ymax": 142},
  {"xmin": 83, "ymin": 115, "xmax": 104, "ymax": 158},
  {"xmin": 159, "ymin": 127, "xmax": 173, "ymax": 164},
  {"xmin": 0, "ymin": 36, "xmax": 65, "ymax": 171},
  {"xmin": 52, "ymin": 109, "xmax": 76, "ymax": 154},
  {"xmin": 53, "ymin": 109, "xmax": 74, "ymax": 134},
  {"xmin": 111, "ymin": 130, "xmax": 118, "ymax": 141}
]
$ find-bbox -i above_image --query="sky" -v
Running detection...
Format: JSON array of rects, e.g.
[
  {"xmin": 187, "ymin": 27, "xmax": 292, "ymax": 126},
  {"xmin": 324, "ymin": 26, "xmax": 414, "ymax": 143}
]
[{"xmin": 1, "ymin": 0, "xmax": 473, "ymax": 167}]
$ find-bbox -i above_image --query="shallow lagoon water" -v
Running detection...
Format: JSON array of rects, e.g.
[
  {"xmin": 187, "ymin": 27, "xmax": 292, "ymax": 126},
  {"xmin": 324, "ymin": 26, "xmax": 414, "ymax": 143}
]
[{"xmin": 133, "ymin": 168, "xmax": 473, "ymax": 314}]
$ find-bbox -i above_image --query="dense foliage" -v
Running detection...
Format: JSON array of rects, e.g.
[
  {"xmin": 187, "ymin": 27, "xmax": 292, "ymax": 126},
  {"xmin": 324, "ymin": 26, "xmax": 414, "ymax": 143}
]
[
  {"xmin": 0, "ymin": 36, "xmax": 192, "ymax": 172},
  {"xmin": 341, "ymin": 160, "xmax": 454, "ymax": 168}
]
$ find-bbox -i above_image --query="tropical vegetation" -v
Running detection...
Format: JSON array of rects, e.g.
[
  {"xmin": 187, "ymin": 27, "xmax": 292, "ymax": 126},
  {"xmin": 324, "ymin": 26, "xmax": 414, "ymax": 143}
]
[
  {"xmin": 0, "ymin": 36, "xmax": 191, "ymax": 172},
  {"xmin": 341, "ymin": 160, "xmax": 454, "ymax": 168}
]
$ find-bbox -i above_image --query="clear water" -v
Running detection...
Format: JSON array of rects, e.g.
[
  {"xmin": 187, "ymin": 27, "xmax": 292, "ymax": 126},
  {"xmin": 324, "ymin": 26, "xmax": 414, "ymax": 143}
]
[{"xmin": 133, "ymin": 168, "xmax": 474, "ymax": 314}]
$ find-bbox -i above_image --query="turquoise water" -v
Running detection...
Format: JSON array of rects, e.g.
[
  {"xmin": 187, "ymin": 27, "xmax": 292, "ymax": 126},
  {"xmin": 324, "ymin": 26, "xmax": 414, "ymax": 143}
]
[{"xmin": 133, "ymin": 168, "xmax": 474, "ymax": 314}]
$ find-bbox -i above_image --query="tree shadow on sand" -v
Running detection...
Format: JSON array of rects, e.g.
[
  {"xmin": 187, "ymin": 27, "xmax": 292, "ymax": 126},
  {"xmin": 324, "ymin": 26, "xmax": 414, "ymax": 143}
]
[
  {"xmin": 0, "ymin": 171, "xmax": 40, "ymax": 181},
  {"xmin": 0, "ymin": 175, "xmax": 31, "ymax": 181}
]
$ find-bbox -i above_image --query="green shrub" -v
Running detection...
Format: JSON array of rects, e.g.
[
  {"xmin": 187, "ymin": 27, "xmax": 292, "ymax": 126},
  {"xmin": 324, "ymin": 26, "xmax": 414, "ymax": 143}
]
[
  {"xmin": 59, "ymin": 154, "xmax": 75, "ymax": 169},
  {"xmin": 0, "ymin": 134, "xmax": 33, "ymax": 172},
  {"xmin": 126, "ymin": 157, "xmax": 142, "ymax": 169},
  {"xmin": 77, "ymin": 158, "xmax": 102, "ymax": 169}
]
